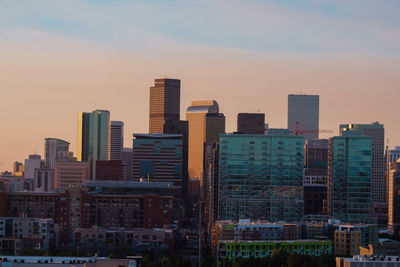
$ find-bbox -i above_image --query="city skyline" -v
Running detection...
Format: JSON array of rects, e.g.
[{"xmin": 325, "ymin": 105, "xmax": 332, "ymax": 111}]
[
  {"xmin": 0, "ymin": 86, "xmax": 399, "ymax": 172},
  {"xmin": 1, "ymin": 0, "xmax": 400, "ymax": 172}
]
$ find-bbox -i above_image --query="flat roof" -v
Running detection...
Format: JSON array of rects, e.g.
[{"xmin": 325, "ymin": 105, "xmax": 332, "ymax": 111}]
[
  {"xmin": 133, "ymin": 133, "xmax": 183, "ymax": 139},
  {"xmin": 83, "ymin": 180, "xmax": 177, "ymax": 189},
  {"xmin": 220, "ymin": 239, "xmax": 331, "ymax": 244}
]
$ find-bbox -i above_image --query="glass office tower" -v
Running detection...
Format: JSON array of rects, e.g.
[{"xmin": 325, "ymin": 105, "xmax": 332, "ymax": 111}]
[
  {"xmin": 339, "ymin": 122, "xmax": 384, "ymax": 205},
  {"xmin": 44, "ymin": 138, "xmax": 70, "ymax": 169},
  {"xmin": 77, "ymin": 109, "xmax": 110, "ymax": 179},
  {"xmin": 328, "ymin": 135, "xmax": 372, "ymax": 223},
  {"xmin": 218, "ymin": 134, "xmax": 304, "ymax": 222}
]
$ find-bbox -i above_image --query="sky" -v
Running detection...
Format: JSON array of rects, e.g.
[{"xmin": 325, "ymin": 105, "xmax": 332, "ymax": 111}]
[{"xmin": 1, "ymin": 0, "xmax": 400, "ymax": 171}]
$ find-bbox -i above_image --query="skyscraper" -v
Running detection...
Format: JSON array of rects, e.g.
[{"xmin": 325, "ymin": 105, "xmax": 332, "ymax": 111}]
[
  {"xmin": 44, "ymin": 138, "xmax": 70, "ymax": 169},
  {"xmin": 327, "ymin": 135, "xmax": 372, "ymax": 223},
  {"xmin": 77, "ymin": 109, "xmax": 110, "ymax": 179},
  {"xmin": 340, "ymin": 122, "xmax": 385, "ymax": 204},
  {"xmin": 237, "ymin": 113, "xmax": 265, "ymax": 134},
  {"xmin": 109, "ymin": 121, "xmax": 124, "ymax": 160},
  {"xmin": 186, "ymin": 100, "xmax": 225, "ymax": 186},
  {"xmin": 218, "ymin": 134, "xmax": 304, "ymax": 222},
  {"xmin": 132, "ymin": 134, "xmax": 183, "ymax": 197},
  {"xmin": 388, "ymin": 159, "xmax": 400, "ymax": 238},
  {"xmin": 288, "ymin": 94, "xmax": 319, "ymax": 140},
  {"xmin": 149, "ymin": 78, "xmax": 180, "ymax": 134},
  {"xmin": 148, "ymin": 78, "xmax": 189, "ymax": 200}
]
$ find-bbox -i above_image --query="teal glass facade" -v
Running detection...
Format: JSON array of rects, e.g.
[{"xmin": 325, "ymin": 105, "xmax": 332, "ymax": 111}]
[
  {"xmin": 328, "ymin": 136, "xmax": 372, "ymax": 223},
  {"xmin": 218, "ymin": 134, "xmax": 304, "ymax": 222},
  {"xmin": 78, "ymin": 110, "xmax": 110, "ymax": 179}
]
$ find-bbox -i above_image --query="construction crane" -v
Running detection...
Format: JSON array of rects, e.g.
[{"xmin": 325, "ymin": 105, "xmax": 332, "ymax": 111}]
[{"xmin": 291, "ymin": 121, "xmax": 333, "ymax": 136}]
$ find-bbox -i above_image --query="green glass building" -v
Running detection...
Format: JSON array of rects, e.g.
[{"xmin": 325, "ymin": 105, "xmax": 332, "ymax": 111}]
[
  {"xmin": 339, "ymin": 122, "xmax": 384, "ymax": 204},
  {"xmin": 217, "ymin": 240, "xmax": 332, "ymax": 266},
  {"xmin": 218, "ymin": 134, "xmax": 304, "ymax": 222},
  {"xmin": 77, "ymin": 109, "xmax": 110, "ymax": 179},
  {"xmin": 328, "ymin": 135, "xmax": 372, "ymax": 223}
]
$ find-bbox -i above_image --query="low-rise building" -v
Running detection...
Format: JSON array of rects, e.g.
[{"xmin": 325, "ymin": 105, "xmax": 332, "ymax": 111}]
[
  {"xmin": 73, "ymin": 225, "xmax": 173, "ymax": 252},
  {"xmin": 218, "ymin": 239, "xmax": 332, "ymax": 266},
  {"xmin": 334, "ymin": 229, "xmax": 362, "ymax": 256},
  {"xmin": 55, "ymin": 161, "xmax": 90, "ymax": 189},
  {"xmin": 336, "ymin": 255, "xmax": 400, "ymax": 267},
  {"xmin": 0, "ymin": 256, "xmax": 138, "ymax": 267},
  {"xmin": 0, "ymin": 217, "xmax": 54, "ymax": 252}
]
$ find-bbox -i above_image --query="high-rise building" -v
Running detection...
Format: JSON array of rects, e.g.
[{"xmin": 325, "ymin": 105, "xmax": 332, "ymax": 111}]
[
  {"xmin": 109, "ymin": 121, "xmax": 123, "ymax": 160},
  {"xmin": 24, "ymin": 154, "xmax": 44, "ymax": 180},
  {"xmin": 186, "ymin": 100, "xmax": 225, "ymax": 186},
  {"xmin": 132, "ymin": 134, "xmax": 183, "ymax": 196},
  {"xmin": 388, "ymin": 146, "xmax": 400, "ymax": 164},
  {"xmin": 340, "ymin": 122, "xmax": 385, "ymax": 204},
  {"xmin": 77, "ymin": 109, "xmax": 110, "ymax": 179},
  {"xmin": 122, "ymin": 148, "xmax": 133, "ymax": 180},
  {"xmin": 54, "ymin": 161, "xmax": 90, "ymax": 189},
  {"xmin": 33, "ymin": 167, "xmax": 54, "ymax": 192},
  {"xmin": 13, "ymin": 162, "xmax": 24, "ymax": 176},
  {"xmin": 149, "ymin": 78, "xmax": 180, "ymax": 134},
  {"xmin": 203, "ymin": 143, "xmax": 219, "ymax": 232},
  {"xmin": 218, "ymin": 134, "xmax": 304, "ymax": 222},
  {"xmin": 388, "ymin": 159, "xmax": 400, "ymax": 237},
  {"xmin": 148, "ymin": 78, "xmax": 189, "ymax": 198},
  {"xmin": 44, "ymin": 138, "xmax": 70, "ymax": 169},
  {"xmin": 237, "ymin": 113, "xmax": 265, "ymax": 134},
  {"xmin": 287, "ymin": 94, "xmax": 319, "ymax": 140},
  {"xmin": 304, "ymin": 139, "xmax": 328, "ymax": 215},
  {"xmin": 327, "ymin": 135, "xmax": 372, "ymax": 223}
]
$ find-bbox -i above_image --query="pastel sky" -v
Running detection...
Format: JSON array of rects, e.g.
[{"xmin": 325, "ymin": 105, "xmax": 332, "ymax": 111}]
[{"xmin": 1, "ymin": 0, "xmax": 400, "ymax": 171}]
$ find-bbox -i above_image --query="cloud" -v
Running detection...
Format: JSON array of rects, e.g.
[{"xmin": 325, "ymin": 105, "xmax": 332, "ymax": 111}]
[{"xmin": 1, "ymin": 0, "xmax": 400, "ymax": 54}]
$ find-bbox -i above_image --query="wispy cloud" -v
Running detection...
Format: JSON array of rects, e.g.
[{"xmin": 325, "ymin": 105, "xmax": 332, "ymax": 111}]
[{"xmin": 1, "ymin": 0, "xmax": 400, "ymax": 54}]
